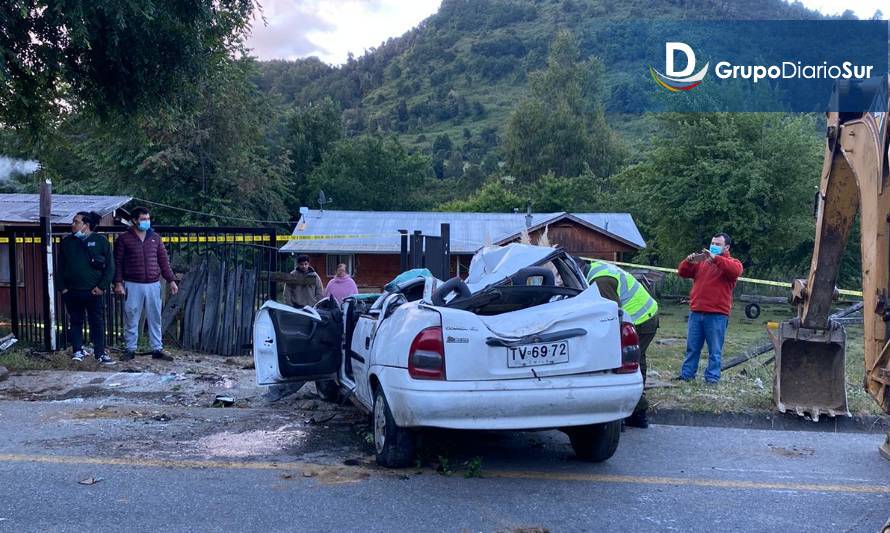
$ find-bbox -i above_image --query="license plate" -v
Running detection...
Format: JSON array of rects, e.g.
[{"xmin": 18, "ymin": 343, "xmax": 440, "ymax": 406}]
[{"xmin": 507, "ymin": 341, "xmax": 570, "ymax": 368}]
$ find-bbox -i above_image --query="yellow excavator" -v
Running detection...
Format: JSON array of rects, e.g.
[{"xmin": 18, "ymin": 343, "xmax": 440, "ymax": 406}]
[{"xmin": 775, "ymin": 76, "xmax": 890, "ymax": 459}]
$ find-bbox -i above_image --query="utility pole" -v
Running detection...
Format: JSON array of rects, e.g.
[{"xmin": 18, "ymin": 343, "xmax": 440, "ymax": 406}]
[{"xmin": 39, "ymin": 178, "xmax": 56, "ymax": 351}]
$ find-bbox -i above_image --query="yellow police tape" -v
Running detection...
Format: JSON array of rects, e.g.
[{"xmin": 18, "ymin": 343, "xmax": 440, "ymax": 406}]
[
  {"xmin": 0, "ymin": 233, "xmax": 377, "ymax": 245},
  {"xmin": 588, "ymin": 258, "xmax": 863, "ymax": 298}
]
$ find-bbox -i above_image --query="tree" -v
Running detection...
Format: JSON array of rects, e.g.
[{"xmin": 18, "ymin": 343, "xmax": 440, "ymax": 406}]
[
  {"xmin": 502, "ymin": 31, "xmax": 625, "ymax": 182},
  {"xmin": 444, "ymin": 150, "xmax": 464, "ymax": 179},
  {"xmin": 617, "ymin": 112, "xmax": 822, "ymax": 271},
  {"xmin": 24, "ymin": 59, "xmax": 291, "ymax": 225},
  {"xmin": 307, "ymin": 136, "xmax": 429, "ymax": 210},
  {"xmin": 441, "ymin": 178, "xmax": 524, "ymax": 212},
  {"xmin": 432, "ymin": 133, "xmax": 454, "ymax": 156},
  {"xmin": 1, "ymin": 0, "xmax": 256, "ymax": 139},
  {"xmin": 283, "ymin": 98, "xmax": 343, "ymax": 208}
]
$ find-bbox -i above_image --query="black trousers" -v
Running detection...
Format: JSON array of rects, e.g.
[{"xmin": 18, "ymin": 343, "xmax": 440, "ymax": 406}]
[
  {"xmin": 64, "ymin": 290, "xmax": 106, "ymax": 356},
  {"xmin": 634, "ymin": 315, "xmax": 659, "ymax": 415}
]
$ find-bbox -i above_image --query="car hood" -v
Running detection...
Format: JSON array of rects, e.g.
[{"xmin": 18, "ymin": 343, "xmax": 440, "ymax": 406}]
[{"xmin": 464, "ymin": 243, "xmax": 560, "ymax": 294}]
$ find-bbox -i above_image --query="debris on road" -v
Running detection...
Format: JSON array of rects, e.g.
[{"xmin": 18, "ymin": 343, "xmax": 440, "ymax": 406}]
[
  {"xmin": 211, "ymin": 395, "xmax": 235, "ymax": 407},
  {"xmin": 0, "ymin": 334, "xmax": 17, "ymax": 352},
  {"xmin": 78, "ymin": 477, "xmax": 102, "ymax": 485},
  {"xmin": 305, "ymin": 414, "xmax": 336, "ymax": 425}
]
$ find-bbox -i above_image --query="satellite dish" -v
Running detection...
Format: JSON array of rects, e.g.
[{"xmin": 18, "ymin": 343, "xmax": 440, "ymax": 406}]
[{"xmin": 318, "ymin": 190, "xmax": 332, "ymax": 212}]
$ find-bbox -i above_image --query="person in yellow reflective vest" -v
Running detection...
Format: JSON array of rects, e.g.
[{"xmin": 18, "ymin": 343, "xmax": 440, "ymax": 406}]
[{"xmin": 583, "ymin": 258, "xmax": 659, "ymax": 428}]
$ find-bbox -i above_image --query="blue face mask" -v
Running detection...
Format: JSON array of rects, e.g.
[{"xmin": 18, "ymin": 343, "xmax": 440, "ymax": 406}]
[
  {"xmin": 74, "ymin": 229, "xmax": 86, "ymax": 239},
  {"xmin": 138, "ymin": 220, "xmax": 151, "ymax": 231},
  {"xmin": 709, "ymin": 244, "xmax": 723, "ymax": 255}
]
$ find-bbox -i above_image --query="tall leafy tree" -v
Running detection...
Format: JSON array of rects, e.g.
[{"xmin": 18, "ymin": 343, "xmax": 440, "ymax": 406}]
[
  {"xmin": 0, "ymin": 0, "xmax": 256, "ymax": 139},
  {"xmin": 617, "ymin": 112, "xmax": 822, "ymax": 272},
  {"xmin": 283, "ymin": 98, "xmax": 343, "ymax": 209},
  {"xmin": 307, "ymin": 136, "xmax": 429, "ymax": 211},
  {"xmin": 36, "ymin": 59, "xmax": 291, "ymax": 225},
  {"xmin": 502, "ymin": 31, "xmax": 624, "ymax": 182}
]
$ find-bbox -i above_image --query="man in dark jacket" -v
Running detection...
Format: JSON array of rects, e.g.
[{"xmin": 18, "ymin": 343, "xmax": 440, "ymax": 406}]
[
  {"xmin": 113, "ymin": 206, "xmax": 178, "ymax": 361},
  {"xmin": 676, "ymin": 232, "xmax": 744, "ymax": 384},
  {"xmin": 58, "ymin": 211, "xmax": 115, "ymax": 364},
  {"xmin": 284, "ymin": 254, "xmax": 324, "ymax": 308}
]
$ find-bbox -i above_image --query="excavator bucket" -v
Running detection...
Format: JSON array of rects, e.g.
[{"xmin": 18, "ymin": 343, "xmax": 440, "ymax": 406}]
[{"xmin": 774, "ymin": 320, "xmax": 849, "ymax": 421}]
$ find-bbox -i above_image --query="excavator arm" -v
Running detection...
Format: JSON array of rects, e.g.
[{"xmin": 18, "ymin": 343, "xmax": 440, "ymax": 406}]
[{"xmin": 776, "ymin": 78, "xmax": 890, "ymax": 429}]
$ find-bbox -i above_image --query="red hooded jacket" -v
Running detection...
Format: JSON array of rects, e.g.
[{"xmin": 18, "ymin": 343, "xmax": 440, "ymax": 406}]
[{"xmin": 677, "ymin": 252, "xmax": 743, "ymax": 315}]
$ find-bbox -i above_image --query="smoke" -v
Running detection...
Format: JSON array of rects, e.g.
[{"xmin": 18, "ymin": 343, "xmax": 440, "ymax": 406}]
[{"xmin": 0, "ymin": 156, "xmax": 40, "ymax": 185}]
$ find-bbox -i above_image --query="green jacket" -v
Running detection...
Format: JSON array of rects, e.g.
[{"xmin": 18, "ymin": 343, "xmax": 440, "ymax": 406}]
[{"xmin": 57, "ymin": 233, "xmax": 115, "ymax": 292}]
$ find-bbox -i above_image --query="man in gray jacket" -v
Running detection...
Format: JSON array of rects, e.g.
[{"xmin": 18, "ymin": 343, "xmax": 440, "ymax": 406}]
[{"xmin": 284, "ymin": 254, "xmax": 324, "ymax": 308}]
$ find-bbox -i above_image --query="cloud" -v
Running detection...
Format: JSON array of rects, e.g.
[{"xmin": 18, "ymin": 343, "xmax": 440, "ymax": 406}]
[
  {"xmin": 796, "ymin": 0, "xmax": 886, "ymax": 18},
  {"xmin": 246, "ymin": 0, "xmax": 441, "ymax": 64},
  {"xmin": 247, "ymin": 1, "xmax": 335, "ymax": 60}
]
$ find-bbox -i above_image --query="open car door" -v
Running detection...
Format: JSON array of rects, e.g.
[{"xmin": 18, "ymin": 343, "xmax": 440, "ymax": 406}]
[{"xmin": 252, "ymin": 300, "xmax": 343, "ymax": 386}]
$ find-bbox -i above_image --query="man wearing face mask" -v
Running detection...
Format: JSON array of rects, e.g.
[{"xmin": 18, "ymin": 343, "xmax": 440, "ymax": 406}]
[
  {"xmin": 676, "ymin": 233, "xmax": 743, "ymax": 384},
  {"xmin": 58, "ymin": 211, "xmax": 116, "ymax": 364},
  {"xmin": 113, "ymin": 206, "xmax": 178, "ymax": 361}
]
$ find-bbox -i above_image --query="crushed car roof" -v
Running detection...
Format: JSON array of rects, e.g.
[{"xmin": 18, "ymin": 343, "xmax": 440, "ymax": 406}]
[{"xmin": 464, "ymin": 244, "xmax": 560, "ymax": 293}]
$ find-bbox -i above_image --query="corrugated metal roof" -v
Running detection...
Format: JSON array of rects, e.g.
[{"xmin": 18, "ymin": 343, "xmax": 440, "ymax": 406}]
[
  {"xmin": 281, "ymin": 210, "xmax": 645, "ymax": 254},
  {"xmin": 0, "ymin": 194, "xmax": 131, "ymax": 225}
]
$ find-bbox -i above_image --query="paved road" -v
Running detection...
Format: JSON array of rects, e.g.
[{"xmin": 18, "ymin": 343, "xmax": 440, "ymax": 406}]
[{"xmin": 0, "ymin": 399, "xmax": 888, "ymax": 532}]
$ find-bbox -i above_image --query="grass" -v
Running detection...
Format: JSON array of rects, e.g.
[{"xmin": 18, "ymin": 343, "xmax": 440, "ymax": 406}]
[
  {"xmin": 0, "ymin": 345, "xmax": 110, "ymax": 372},
  {"xmin": 647, "ymin": 300, "xmax": 882, "ymax": 416},
  {"xmin": 0, "ymin": 347, "xmax": 53, "ymax": 371}
]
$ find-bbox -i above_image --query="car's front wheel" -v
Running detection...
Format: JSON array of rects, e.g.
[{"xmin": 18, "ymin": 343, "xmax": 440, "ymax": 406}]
[
  {"xmin": 373, "ymin": 388, "xmax": 415, "ymax": 468},
  {"xmin": 566, "ymin": 420, "xmax": 621, "ymax": 462}
]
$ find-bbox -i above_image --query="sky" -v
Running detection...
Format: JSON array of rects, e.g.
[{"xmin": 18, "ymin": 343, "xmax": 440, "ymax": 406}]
[{"xmin": 245, "ymin": 0, "xmax": 888, "ymax": 65}]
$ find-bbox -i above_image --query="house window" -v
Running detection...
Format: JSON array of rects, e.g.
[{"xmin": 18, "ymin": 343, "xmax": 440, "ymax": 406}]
[{"xmin": 326, "ymin": 254, "xmax": 354, "ymax": 276}]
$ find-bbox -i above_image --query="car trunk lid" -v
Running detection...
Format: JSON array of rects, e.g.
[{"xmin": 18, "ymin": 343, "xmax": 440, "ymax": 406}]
[{"xmin": 436, "ymin": 287, "xmax": 620, "ymax": 381}]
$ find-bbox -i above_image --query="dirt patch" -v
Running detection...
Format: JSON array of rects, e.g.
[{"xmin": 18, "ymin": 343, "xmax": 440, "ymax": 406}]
[
  {"xmin": 192, "ymin": 425, "xmax": 307, "ymax": 458},
  {"xmin": 296, "ymin": 464, "xmax": 372, "ymax": 485},
  {"xmin": 768, "ymin": 444, "xmax": 816, "ymax": 458},
  {"xmin": 68, "ymin": 407, "xmax": 133, "ymax": 420}
]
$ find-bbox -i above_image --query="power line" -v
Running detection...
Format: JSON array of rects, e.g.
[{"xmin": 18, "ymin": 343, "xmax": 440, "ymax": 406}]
[{"xmin": 131, "ymin": 197, "xmax": 296, "ymax": 225}]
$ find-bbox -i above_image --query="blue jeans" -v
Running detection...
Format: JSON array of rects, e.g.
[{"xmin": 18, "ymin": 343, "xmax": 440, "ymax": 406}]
[
  {"xmin": 680, "ymin": 311, "xmax": 728, "ymax": 383},
  {"xmin": 123, "ymin": 281, "xmax": 163, "ymax": 351}
]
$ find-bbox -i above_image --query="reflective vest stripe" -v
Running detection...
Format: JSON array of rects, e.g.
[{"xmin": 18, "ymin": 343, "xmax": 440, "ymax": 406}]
[
  {"xmin": 629, "ymin": 297, "xmax": 657, "ymax": 323},
  {"xmin": 588, "ymin": 264, "xmax": 610, "ymax": 277},
  {"xmin": 587, "ymin": 260, "xmax": 658, "ymax": 326},
  {"xmin": 621, "ymin": 278, "xmax": 641, "ymax": 306}
]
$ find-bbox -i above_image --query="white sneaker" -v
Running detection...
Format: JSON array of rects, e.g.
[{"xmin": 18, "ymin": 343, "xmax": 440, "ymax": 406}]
[
  {"xmin": 95, "ymin": 353, "xmax": 116, "ymax": 366},
  {"xmin": 72, "ymin": 351, "xmax": 85, "ymax": 362}
]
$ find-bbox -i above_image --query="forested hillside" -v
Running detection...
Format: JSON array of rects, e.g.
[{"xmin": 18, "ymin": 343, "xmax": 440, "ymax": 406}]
[{"xmin": 254, "ymin": 0, "xmax": 829, "ymax": 158}]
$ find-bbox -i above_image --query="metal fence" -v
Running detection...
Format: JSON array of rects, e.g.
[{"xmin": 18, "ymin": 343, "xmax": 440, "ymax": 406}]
[{"xmin": 0, "ymin": 225, "xmax": 277, "ymax": 355}]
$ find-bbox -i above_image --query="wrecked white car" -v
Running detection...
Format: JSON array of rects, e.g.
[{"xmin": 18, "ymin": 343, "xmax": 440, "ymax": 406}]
[{"xmin": 253, "ymin": 244, "xmax": 643, "ymax": 467}]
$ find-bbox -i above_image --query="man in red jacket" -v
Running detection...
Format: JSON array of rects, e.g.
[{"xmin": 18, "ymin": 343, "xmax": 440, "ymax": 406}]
[
  {"xmin": 113, "ymin": 206, "xmax": 179, "ymax": 361},
  {"xmin": 676, "ymin": 233, "xmax": 743, "ymax": 384}
]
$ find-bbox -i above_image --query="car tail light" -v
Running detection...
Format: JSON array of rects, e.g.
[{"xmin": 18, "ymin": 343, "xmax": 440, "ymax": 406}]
[
  {"xmin": 616, "ymin": 322, "xmax": 641, "ymax": 374},
  {"xmin": 409, "ymin": 326, "xmax": 446, "ymax": 380}
]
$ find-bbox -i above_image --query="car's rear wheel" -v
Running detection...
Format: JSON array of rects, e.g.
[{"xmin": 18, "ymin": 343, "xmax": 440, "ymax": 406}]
[
  {"xmin": 566, "ymin": 420, "xmax": 621, "ymax": 462},
  {"xmin": 373, "ymin": 388, "xmax": 415, "ymax": 468},
  {"xmin": 315, "ymin": 379, "xmax": 340, "ymax": 403}
]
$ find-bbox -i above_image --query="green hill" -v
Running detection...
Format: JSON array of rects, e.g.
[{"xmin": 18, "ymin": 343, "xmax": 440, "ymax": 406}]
[{"xmin": 253, "ymin": 0, "xmax": 829, "ymax": 160}]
